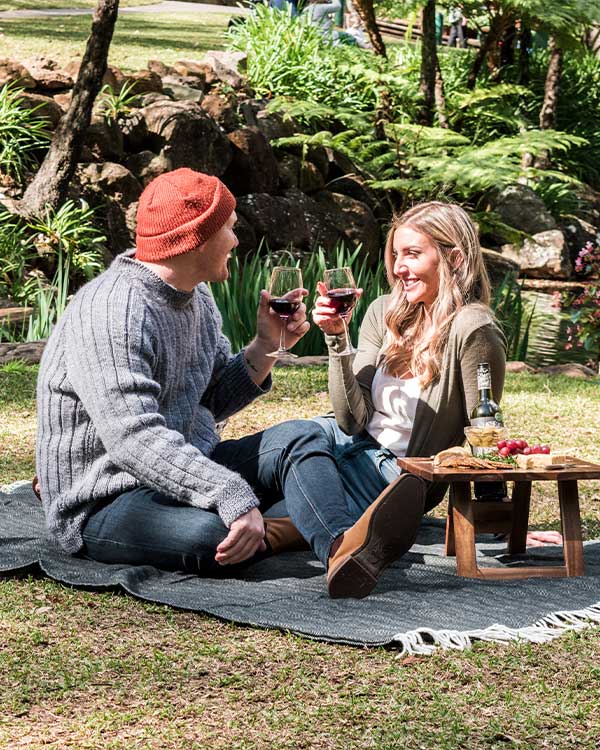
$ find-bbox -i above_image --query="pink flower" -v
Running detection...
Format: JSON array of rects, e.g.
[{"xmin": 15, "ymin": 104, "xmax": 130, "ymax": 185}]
[{"xmin": 565, "ymin": 342, "xmax": 573, "ymax": 350}]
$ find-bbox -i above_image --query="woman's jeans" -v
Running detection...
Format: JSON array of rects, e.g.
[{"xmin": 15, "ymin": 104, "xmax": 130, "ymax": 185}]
[{"xmin": 82, "ymin": 417, "xmax": 401, "ymax": 574}]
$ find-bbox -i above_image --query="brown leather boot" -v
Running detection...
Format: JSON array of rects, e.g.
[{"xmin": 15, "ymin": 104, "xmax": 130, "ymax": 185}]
[
  {"xmin": 264, "ymin": 516, "xmax": 310, "ymax": 555},
  {"xmin": 32, "ymin": 475, "xmax": 41, "ymax": 500},
  {"xmin": 327, "ymin": 473, "xmax": 426, "ymax": 599}
]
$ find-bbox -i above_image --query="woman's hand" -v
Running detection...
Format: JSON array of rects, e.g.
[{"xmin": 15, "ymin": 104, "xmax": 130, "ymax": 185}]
[{"xmin": 312, "ymin": 281, "xmax": 363, "ymax": 336}]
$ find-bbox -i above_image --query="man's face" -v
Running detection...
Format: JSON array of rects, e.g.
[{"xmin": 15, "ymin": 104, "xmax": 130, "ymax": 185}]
[{"xmin": 197, "ymin": 211, "xmax": 239, "ymax": 283}]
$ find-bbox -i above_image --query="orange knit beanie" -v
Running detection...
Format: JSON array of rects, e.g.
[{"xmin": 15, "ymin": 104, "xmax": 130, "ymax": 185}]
[{"xmin": 135, "ymin": 168, "xmax": 236, "ymax": 262}]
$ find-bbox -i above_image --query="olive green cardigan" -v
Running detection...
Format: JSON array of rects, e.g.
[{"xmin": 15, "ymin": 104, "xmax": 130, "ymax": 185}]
[{"xmin": 326, "ymin": 296, "xmax": 507, "ymax": 510}]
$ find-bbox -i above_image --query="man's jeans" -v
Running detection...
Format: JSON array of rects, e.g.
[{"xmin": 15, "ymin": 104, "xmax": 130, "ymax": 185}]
[{"xmin": 82, "ymin": 417, "xmax": 401, "ymax": 574}]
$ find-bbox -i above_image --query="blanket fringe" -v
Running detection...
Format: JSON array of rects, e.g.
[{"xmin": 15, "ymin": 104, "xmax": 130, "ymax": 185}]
[{"xmin": 392, "ymin": 603, "xmax": 600, "ymax": 656}]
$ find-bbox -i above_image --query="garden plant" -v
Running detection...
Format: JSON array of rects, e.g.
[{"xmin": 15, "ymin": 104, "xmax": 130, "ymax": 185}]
[{"xmin": 561, "ymin": 242, "xmax": 600, "ymax": 372}]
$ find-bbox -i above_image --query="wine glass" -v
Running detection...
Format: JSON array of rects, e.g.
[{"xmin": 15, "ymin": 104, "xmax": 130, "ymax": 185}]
[
  {"xmin": 266, "ymin": 266, "xmax": 303, "ymax": 360},
  {"xmin": 323, "ymin": 267, "xmax": 359, "ymax": 357}
]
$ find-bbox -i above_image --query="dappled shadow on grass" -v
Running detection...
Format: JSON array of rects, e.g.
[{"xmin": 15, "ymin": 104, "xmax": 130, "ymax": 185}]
[
  {"xmin": 0, "ymin": 0, "xmax": 155, "ymax": 7},
  {"xmin": 0, "ymin": 13, "xmax": 229, "ymax": 66}
]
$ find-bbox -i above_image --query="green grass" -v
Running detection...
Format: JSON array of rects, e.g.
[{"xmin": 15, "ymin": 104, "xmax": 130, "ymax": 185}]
[
  {"xmin": 1, "ymin": 361, "xmax": 600, "ymax": 748},
  {"xmin": 0, "ymin": 0, "xmax": 157, "ymax": 9},
  {"xmin": 0, "ymin": 11, "xmax": 232, "ymax": 71}
]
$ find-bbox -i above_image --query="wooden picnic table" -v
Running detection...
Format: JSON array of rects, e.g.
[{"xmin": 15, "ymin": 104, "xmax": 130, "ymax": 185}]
[{"xmin": 398, "ymin": 456, "xmax": 600, "ymax": 581}]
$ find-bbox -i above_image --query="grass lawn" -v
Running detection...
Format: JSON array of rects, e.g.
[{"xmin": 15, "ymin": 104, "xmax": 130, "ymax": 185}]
[
  {"xmin": 0, "ymin": 0, "xmax": 157, "ymax": 10},
  {"xmin": 1, "ymin": 361, "xmax": 600, "ymax": 748},
  {"xmin": 0, "ymin": 10, "xmax": 232, "ymax": 71}
]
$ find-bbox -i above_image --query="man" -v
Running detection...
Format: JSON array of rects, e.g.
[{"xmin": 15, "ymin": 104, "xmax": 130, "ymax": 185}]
[
  {"xmin": 36, "ymin": 168, "xmax": 314, "ymax": 573},
  {"xmin": 447, "ymin": 5, "xmax": 467, "ymax": 48},
  {"xmin": 36, "ymin": 167, "xmax": 424, "ymax": 597}
]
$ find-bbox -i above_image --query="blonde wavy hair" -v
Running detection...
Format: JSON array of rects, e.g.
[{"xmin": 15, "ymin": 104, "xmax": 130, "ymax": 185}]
[{"xmin": 382, "ymin": 201, "xmax": 491, "ymax": 387}]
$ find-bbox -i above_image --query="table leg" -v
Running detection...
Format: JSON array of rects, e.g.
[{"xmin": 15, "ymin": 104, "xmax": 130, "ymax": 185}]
[
  {"xmin": 508, "ymin": 481, "xmax": 531, "ymax": 555},
  {"xmin": 558, "ymin": 480, "xmax": 586, "ymax": 577},
  {"xmin": 449, "ymin": 482, "xmax": 479, "ymax": 577},
  {"xmin": 445, "ymin": 489, "xmax": 456, "ymax": 557}
]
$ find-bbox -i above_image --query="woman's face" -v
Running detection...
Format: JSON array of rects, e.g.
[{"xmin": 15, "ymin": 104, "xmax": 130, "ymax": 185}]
[{"xmin": 391, "ymin": 225, "xmax": 441, "ymax": 308}]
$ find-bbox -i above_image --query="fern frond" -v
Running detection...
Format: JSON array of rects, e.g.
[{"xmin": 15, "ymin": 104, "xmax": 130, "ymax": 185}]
[
  {"xmin": 454, "ymin": 84, "xmax": 531, "ymax": 110},
  {"xmin": 385, "ymin": 122, "xmax": 470, "ymax": 146}
]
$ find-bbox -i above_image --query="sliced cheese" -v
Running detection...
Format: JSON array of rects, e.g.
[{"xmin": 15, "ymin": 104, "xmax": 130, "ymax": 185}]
[{"xmin": 515, "ymin": 452, "xmax": 579, "ymax": 470}]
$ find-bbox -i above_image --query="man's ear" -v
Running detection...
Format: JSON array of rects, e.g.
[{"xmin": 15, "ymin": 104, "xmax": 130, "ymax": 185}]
[{"xmin": 449, "ymin": 246, "xmax": 465, "ymax": 271}]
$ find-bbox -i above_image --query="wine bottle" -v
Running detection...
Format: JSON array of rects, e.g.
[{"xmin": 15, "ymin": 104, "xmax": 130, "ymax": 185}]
[
  {"xmin": 470, "ymin": 362, "xmax": 506, "ymax": 502},
  {"xmin": 470, "ymin": 362, "xmax": 503, "ymax": 428}
]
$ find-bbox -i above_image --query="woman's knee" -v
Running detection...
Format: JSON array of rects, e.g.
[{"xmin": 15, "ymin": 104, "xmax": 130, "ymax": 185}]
[{"xmin": 282, "ymin": 418, "xmax": 333, "ymax": 453}]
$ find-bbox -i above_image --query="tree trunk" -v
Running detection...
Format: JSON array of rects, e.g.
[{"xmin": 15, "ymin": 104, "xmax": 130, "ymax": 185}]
[
  {"xmin": 434, "ymin": 58, "xmax": 448, "ymax": 128},
  {"xmin": 374, "ymin": 88, "xmax": 393, "ymax": 140},
  {"xmin": 467, "ymin": 12, "xmax": 506, "ymax": 90},
  {"xmin": 584, "ymin": 23, "xmax": 600, "ymax": 55},
  {"xmin": 534, "ymin": 36, "xmax": 563, "ymax": 169},
  {"xmin": 18, "ymin": 0, "xmax": 120, "ymax": 218},
  {"xmin": 538, "ymin": 36, "xmax": 563, "ymax": 130},
  {"xmin": 418, "ymin": 0, "xmax": 437, "ymax": 126},
  {"xmin": 518, "ymin": 26, "xmax": 532, "ymax": 85},
  {"xmin": 351, "ymin": 0, "xmax": 387, "ymax": 57}
]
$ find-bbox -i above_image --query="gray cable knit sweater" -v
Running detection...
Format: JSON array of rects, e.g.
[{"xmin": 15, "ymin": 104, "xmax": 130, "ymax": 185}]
[{"xmin": 36, "ymin": 250, "xmax": 270, "ymax": 554}]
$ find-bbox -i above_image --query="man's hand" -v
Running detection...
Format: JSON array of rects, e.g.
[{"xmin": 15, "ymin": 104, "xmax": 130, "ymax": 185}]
[
  {"xmin": 244, "ymin": 289, "xmax": 310, "ymax": 385},
  {"xmin": 312, "ymin": 281, "xmax": 363, "ymax": 336},
  {"xmin": 256, "ymin": 288, "xmax": 310, "ymax": 352},
  {"xmin": 215, "ymin": 507, "xmax": 266, "ymax": 565}
]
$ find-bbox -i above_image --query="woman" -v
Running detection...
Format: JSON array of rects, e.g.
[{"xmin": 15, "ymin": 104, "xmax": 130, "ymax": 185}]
[{"xmin": 283, "ymin": 201, "xmax": 507, "ymax": 598}]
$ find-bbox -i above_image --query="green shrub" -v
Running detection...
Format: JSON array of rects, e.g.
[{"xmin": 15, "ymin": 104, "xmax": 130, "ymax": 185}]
[
  {"xmin": 0, "ymin": 201, "xmax": 105, "ymax": 343},
  {"xmin": 27, "ymin": 199, "xmax": 105, "ymax": 281},
  {"xmin": 527, "ymin": 49, "xmax": 600, "ymax": 190},
  {"xmin": 0, "ymin": 83, "xmax": 51, "ymax": 183},
  {"xmin": 490, "ymin": 273, "xmax": 535, "ymax": 362},
  {"xmin": 96, "ymin": 80, "xmax": 141, "ymax": 127},
  {"xmin": 0, "ymin": 207, "xmax": 38, "ymax": 304},
  {"xmin": 228, "ymin": 4, "xmax": 409, "ymax": 116}
]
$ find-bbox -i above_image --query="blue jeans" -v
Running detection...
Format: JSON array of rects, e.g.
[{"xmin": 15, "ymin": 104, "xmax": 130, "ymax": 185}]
[{"xmin": 82, "ymin": 417, "xmax": 401, "ymax": 572}]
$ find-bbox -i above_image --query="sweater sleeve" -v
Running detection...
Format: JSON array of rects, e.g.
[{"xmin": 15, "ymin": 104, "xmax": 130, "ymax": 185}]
[
  {"xmin": 325, "ymin": 296, "xmax": 386, "ymax": 434},
  {"xmin": 458, "ymin": 319, "xmax": 507, "ymax": 418},
  {"xmin": 64, "ymin": 287, "xmax": 260, "ymax": 527},
  {"xmin": 199, "ymin": 300, "xmax": 272, "ymax": 422}
]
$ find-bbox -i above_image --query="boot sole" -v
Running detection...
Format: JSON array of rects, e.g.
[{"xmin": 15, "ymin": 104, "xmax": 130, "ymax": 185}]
[{"xmin": 328, "ymin": 474, "xmax": 425, "ymax": 599}]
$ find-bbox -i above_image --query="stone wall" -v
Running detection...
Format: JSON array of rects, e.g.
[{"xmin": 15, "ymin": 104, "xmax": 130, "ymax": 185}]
[
  {"xmin": 0, "ymin": 52, "xmax": 384, "ymax": 264},
  {"xmin": 1, "ymin": 51, "xmax": 522, "ymax": 285}
]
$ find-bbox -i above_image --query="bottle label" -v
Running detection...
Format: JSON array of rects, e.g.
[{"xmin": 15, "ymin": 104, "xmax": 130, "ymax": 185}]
[{"xmin": 476, "ymin": 369, "xmax": 491, "ymax": 390}]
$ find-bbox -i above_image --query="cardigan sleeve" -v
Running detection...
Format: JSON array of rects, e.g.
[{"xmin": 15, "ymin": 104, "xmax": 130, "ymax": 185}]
[
  {"xmin": 325, "ymin": 296, "xmax": 388, "ymax": 435},
  {"xmin": 457, "ymin": 317, "xmax": 507, "ymax": 419}
]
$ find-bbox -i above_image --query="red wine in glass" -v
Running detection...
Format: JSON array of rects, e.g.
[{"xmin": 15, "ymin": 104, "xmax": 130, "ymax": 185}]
[
  {"xmin": 326, "ymin": 288, "xmax": 358, "ymax": 317},
  {"xmin": 323, "ymin": 267, "xmax": 359, "ymax": 356},
  {"xmin": 266, "ymin": 266, "xmax": 303, "ymax": 360},
  {"xmin": 269, "ymin": 298, "xmax": 300, "ymax": 318}
]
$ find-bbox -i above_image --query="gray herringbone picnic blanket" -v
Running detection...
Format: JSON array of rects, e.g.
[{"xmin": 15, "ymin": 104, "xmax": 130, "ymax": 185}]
[{"xmin": 2, "ymin": 481, "xmax": 599, "ymax": 653}]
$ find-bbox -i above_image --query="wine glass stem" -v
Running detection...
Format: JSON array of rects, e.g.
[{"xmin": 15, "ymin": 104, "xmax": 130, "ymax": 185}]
[
  {"xmin": 341, "ymin": 315, "xmax": 350, "ymax": 348},
  {"xmin": 279, "ymin": 319, "xmax": 287, "ymax": 352}
]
